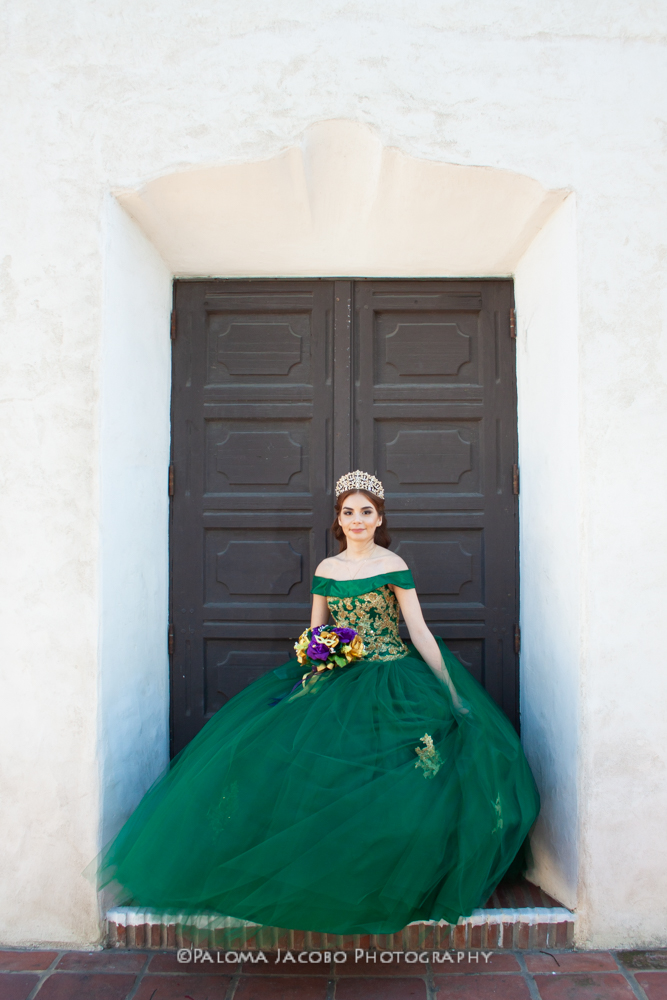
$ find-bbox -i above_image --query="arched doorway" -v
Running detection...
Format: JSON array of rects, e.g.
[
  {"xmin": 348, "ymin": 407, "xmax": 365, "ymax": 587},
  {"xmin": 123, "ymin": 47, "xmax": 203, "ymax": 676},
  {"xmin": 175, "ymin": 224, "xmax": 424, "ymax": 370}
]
[{"xmin": 101, "ymin": 120, "xmax": 578, "ymax": 909}]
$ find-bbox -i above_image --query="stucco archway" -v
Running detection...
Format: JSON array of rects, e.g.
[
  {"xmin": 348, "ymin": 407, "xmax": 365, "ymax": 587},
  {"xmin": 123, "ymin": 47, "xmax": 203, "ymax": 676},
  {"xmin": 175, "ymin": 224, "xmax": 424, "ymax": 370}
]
[
  {"xmin": 100, "ymin": 119, "xmax": 580, "ymax": 923},
  {"xmin": 117, "ymin": 119, "xmax": 567, "ymax": 278}
]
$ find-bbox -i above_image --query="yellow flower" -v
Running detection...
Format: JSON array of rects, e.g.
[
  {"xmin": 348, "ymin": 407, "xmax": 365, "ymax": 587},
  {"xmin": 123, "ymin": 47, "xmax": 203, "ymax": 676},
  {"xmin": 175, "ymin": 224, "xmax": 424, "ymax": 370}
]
[
  {"xmin": 294, "ymin": 630, "xmax": 310, "ymax": 653},
  {"xmin": 317, "ymin": 631, "xmax": 340, "ymax": 649},
  {"xmin": 296, "ymin": 648, "xmax": 309, "ymax": 666},
  {"xmin": 345, "ymin": 635, "xmax": 365, "ymax": 661}
]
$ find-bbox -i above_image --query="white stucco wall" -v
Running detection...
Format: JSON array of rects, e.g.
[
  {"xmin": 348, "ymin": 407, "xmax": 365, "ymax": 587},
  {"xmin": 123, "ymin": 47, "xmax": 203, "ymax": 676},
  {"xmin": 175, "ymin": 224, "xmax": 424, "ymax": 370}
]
[
  {"xmin": 99, "ymin": 197, "xmax": 172, "ymax": 849},
  {"xmin": 0, "ymin": 0, "xmax": 666, "ymax": 949},
  {"xmin": 515, "ymin": 196, "xmax": 581, "ymax": 911}
]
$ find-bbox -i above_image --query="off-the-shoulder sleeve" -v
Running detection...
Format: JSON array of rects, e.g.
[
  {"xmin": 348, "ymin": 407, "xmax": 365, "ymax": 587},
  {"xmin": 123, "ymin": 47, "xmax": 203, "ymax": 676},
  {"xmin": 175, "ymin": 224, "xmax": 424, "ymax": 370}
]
[{"xmin": 311, "ymin": 569, "xmax": 415, "ymax": 597}]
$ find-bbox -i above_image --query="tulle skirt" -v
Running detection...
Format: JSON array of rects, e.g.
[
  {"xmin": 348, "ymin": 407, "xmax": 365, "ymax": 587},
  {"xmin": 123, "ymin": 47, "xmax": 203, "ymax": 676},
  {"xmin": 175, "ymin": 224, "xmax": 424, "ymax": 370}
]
[{"xmin": 97, "ymin": 639, "xmax": 539, "ymax": 933}]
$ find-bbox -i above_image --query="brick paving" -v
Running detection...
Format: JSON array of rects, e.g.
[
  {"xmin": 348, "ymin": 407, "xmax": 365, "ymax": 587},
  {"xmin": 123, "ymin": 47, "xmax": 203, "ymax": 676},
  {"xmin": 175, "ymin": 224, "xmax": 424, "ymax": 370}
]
[{"xmin": 0, "ymin": 948, "xmax": 665, "ymax": 999}]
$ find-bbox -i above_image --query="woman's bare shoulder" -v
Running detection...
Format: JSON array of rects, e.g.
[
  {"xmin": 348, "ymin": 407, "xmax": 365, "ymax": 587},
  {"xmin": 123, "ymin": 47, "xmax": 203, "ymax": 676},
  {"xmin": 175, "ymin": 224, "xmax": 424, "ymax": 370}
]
[
  {"xmin": 379, "ymin": 551, "xmax": 409, "ymax": 573},
  {"xmin": 313, "ymin": 556, "xmax": 341, "ymax": 579},
  {"xmin": 314, "ymin": 551, "xmax": 409, "ymax": 580}
]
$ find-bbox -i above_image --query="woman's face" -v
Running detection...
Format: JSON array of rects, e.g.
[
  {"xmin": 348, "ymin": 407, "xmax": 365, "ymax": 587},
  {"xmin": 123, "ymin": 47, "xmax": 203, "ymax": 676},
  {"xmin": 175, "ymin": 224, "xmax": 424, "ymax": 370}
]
[{"xmin": 338, "ymin": 492, "xmax": 382, "ymax": 545}]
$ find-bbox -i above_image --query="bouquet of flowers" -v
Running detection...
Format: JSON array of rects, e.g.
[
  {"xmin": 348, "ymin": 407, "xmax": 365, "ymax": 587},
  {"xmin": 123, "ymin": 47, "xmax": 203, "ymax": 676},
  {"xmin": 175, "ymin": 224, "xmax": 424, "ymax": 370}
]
[{"xmin": 294, "ymin": 625, "xmax": 365, "ymax": 686}]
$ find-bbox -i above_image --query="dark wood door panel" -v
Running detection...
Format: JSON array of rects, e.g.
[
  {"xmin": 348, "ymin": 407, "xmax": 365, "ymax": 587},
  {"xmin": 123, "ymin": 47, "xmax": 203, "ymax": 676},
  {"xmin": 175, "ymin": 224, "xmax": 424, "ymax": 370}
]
[
  {"xmin": 206, "ymin": 529, "xmax": 310, "ymax": 598},
  {"xmin": 390, "ymin": 529, "xmax": 483, "ymax": 604},
  {"xmin": 171, "ymin": 278, "xmax": 518, "ymax": 753},
  {"xmin": 206, "ymin": 422, "xmax": 312, "ymax": 491},
  {"xmin": 373, "ymin": 308, "xmax": 482, "ymax": 387},
  {"xmin": 376, "ymin": 419, "xmax": 482, "ymax": 494},
  {"xmin": 352, "ymin": 279, "xmax": 518, "ymax": 726},
  {"xmin": 206, "ymin": 638, "xmax": 296, "ymax": 715},
  {"xmin": 171, "ymin": 280, "xmax": 335, "ymax": 752},
  {"xmin": 204, "ymin": 290, "xmax": 322, "ymax": 387}
]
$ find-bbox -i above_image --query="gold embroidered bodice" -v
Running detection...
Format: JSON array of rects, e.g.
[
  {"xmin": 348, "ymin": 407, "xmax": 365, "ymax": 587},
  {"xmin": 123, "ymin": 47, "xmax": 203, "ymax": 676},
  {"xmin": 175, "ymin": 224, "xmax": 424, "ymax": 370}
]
[{"xmin": 327, "ymin": 585, "xmax": 410, "ymax": 661}]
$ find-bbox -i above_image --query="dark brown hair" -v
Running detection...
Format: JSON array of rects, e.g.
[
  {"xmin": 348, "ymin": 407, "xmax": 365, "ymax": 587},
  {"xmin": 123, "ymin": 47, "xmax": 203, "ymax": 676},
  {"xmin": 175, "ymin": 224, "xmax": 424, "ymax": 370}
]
[{"xmin": 332, "ymin": 489, "xmax": 391, "ymax": 552}]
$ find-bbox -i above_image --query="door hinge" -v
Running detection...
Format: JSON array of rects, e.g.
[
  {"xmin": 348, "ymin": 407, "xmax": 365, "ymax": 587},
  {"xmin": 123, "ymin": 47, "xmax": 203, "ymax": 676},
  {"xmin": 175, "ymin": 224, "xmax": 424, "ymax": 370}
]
[
  {"xmin": 168, "ymin": 464, "xmax": 175, "ymax": 496},
  {"xmin": 170, "ymin": 310, "xmax": 177, "ymax": 340},
  {"xmin": 514, "ymin": 624, "xmax": 521, "ymax": 655},
  {"xmin": 168, "ymin": 624, "xmax": 174, "ymax": 656},
  {"xmin": 512, "ymin": 464, "xmax": 519, "ymax": 495},
  {"xmin": 509, "ymin": 308, "xmax": 516, "ymax": 339}
]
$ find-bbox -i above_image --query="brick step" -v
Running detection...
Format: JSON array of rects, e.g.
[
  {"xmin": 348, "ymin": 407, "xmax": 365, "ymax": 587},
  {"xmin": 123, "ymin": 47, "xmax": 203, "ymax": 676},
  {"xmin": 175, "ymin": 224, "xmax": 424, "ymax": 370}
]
[{"xmin": 107, "ymin": 904, "xmax": 575, "ymax": 952}]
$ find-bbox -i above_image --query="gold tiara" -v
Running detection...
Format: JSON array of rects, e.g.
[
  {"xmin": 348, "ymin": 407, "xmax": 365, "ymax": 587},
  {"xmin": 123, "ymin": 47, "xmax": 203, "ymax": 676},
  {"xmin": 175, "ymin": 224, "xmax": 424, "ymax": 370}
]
[{"xmin": 335, "ymin": 470, "xmax": 384, "ymax": 499}]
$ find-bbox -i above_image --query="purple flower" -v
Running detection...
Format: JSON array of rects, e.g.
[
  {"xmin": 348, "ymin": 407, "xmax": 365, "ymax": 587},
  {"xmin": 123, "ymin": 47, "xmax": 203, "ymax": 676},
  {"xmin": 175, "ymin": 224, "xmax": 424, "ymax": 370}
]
[
  {"xmin": 331, "ymin": 627, "xmax": 357, "ymax": 644},
  {"xmin": 306, "ymin": 639, "xmax": 331, "ymax": 661}
]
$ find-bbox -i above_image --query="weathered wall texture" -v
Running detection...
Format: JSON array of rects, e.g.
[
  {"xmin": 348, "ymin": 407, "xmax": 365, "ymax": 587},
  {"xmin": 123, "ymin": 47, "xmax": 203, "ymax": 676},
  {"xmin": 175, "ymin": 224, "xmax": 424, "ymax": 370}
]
[{"xmin": 0, "ymin": 0, "xmax": 666, "ymax": 949}]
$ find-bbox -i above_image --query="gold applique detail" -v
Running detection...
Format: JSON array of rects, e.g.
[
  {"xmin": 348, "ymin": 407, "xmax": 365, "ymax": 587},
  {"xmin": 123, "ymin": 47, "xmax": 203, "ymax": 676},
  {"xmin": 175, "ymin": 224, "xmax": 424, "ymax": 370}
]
[
  {"xmin": 326, "ymin": 585, "xmax": 409, "ymax": 661},
  {"xmin": 414, "ymin": 733, "xmax": 443, "ymax": 779}
]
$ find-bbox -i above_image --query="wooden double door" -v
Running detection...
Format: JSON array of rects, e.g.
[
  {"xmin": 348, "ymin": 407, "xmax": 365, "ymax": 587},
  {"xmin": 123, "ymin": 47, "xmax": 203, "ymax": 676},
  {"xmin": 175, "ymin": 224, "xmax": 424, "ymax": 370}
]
[{"xmin": 170, "ymin": 279, "xmax": 519, "ymax": 754}]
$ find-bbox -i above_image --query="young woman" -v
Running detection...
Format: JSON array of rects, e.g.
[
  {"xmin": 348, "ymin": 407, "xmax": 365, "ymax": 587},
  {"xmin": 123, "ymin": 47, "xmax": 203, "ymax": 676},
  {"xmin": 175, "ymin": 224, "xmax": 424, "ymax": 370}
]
[{"xmin": 96, "ymin": 471, "xmax": 539, "ymax": 933}]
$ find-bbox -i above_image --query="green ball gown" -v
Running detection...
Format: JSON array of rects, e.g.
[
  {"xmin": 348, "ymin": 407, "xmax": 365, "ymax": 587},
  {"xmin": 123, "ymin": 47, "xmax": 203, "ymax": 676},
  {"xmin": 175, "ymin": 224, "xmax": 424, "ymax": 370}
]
[{"xmin": 97, "ymin": 570, "xmax": 540, "ymax": 933}]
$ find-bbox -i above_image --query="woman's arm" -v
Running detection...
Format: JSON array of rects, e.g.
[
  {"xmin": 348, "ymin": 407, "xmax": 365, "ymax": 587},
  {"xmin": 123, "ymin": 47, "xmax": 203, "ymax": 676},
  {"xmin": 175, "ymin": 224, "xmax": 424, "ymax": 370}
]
[
  {"xmin": 311, "ymin": 594, "xmax": 330, "ymax": 629},
  {"xmin": 393, "ymin": 586, "xmax": 466, "ymax": 710}
]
